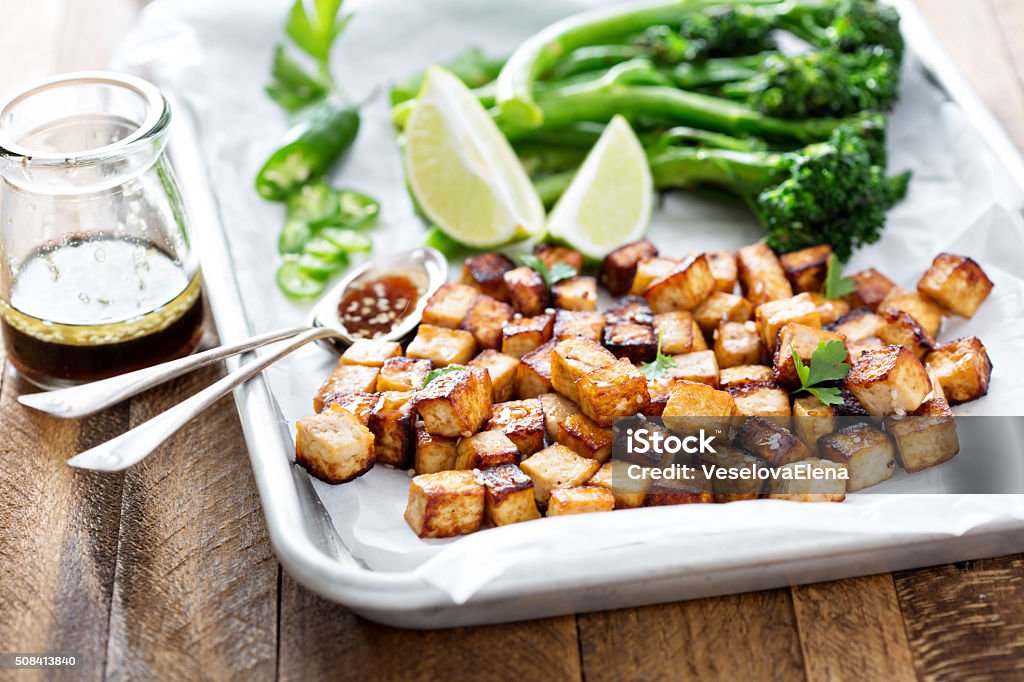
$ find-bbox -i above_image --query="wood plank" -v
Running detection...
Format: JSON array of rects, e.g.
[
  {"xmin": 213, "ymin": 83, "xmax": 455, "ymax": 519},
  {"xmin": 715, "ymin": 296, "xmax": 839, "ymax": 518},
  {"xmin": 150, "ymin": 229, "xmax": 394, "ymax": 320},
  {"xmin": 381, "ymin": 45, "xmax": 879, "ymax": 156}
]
[
  {"xmin": 578, "ymin": 590, "xmax": 806, "ymax": 682},
  {"xmin": 102, "ymin": 367, "xmax": 278, "ymax": 680},
  {"xmin": 991, "ymin": 0, "xmax": 1024, "ymax": 142},
  {"xmin": 277, "ymin": 574, "xmax": 582, "ymax": 682},
  {"xmin": 791, "ymin": 574, "xmax": 916, "ymax": 681},
  {"xmin": 895, "ymin": 556, "xmax": 1024, "ymax": 680}
]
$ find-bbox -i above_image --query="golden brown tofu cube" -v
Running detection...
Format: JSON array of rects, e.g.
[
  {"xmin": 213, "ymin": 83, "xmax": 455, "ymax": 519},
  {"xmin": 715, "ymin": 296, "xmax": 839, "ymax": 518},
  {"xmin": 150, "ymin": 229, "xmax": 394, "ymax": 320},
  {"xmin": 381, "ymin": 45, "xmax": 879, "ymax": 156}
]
[
  {"xmin": 414, "ymin": 366, "xmax": 493, "ymax": 437},
  {"xmin": 699, "ymin": 444, "xmax": 770, "ymax": 501},
  {"xmin": 755, "ymin": 292, "xmax": 822, "ymax": 353},
  {"xmin": 520, "ymin": 443, "xmax": 602, "ymax": 505},
  {"xmin": 479, "ymin": 464, "xmax": 541, "ymax": 526},
  {"xmin": 603, "ymin": 322, "xmax": 658, "ymax": 364},
  {"xmin": 604, "ymin": 295, "xmax": 655, "ymax": 326},
  {"xmin": 588, "ymin": 460, "xmax": 653, "ymax": 509},
  {"xmin": 643, "ymin": 253, "xmax": 715, "ymax": 313},
  {"xmin": 792, "ymin": 396, "xmax": 836, "ymax": 450},
  {"xmin": 488, "ymin": 398, "xmax": 546, "ymax": 456},
  {"xmin": 503, "ymin": 265, "xmax": 550, "ymax": 316},
  {"xmin": 807, "ymin": 292, "xmax": 851, "ymax": 325},
  {"xmin": 454, "ymin": 430, "xmax": 520, "ymax": 470},
  {"xmin": 846, "ymin": 345, "xmax": 931, "ymax": 416},
  {"xmin": 654, "ymin": 311, "xmax": 708, "ymax": 355},
  {"xmin": 313, "ymin": 363, "xmax": 380, "ymax": 412},
  {"xmin": 662, "ymin": 380, "xmax": 739, "ymax": 436},
  {"xmin": 461, "ymin": 295, "xmax": 515, "ymax": 350},
  {"xmin": 826, "ymin": 307, "xmax": 884, "ymax": 342},
  {"xmin": 406, "ymin": 324, "xmax": 477, "ymax": 367},
  {"xmin": 924, "ymin": 337, "xmax": 993, "ymax": 405},
  {"xmin": 819, "ymin": 423, "xmax": 895, "ymax": 491},
  {"xmin": 847, "ymin": 268, "xmax": 897, "ymax": 311},
  {"xmin": 551, "ymin": 336, "xmax": 617, "ymax": 402},
  {"xmin": 340, "ymin": 339, "xmax": 402, "ymax": 368},
  {"xmin": 368, "ymin": 391, "xmax": 416, "ymax": 468},
  {"xmin": 768, "ymin": 460, "xmax": 847, "ymax": 502},
  {"xmin": 414, "ymin": 428, "xmax": 458, "ymax": 475},
  {"xmin": 692, "ymin": 292, "xmax": 754, "ymax": 338},
  {"xmin": 378, "ymin": 356, "xmax": 431, "ymax": 392},
  {"xmin": 705, "ymin": 250, "xmax": 738, "ymax": 293},
  {"xmin": 460, "ymin": 253, "xmax": 515, "ymax": 302},
  {"xmin": 667, "ymin": 350, "xmax": 720, "ymax": 387},
  {"xmin": 878, "ymin": 308, "xmax": 934, "ymax": 359},
  {"xmin": 295, "ymin": 406, "xmax": 375, "ymax": 483},
  {"xmin": 547, "ymin": 486, "xmax": 615, "ymax": 516},
  {"xmin": 630, "ymin": 257, "xmax": 680, "ymax": 295},
  {"xmin": 885, "ymin": 398, "xmax": 959, "ymax": 473},
  {"xmin": 734, "ymin": 416, "xmax": 810, "ymax": 467},
  {"xmin": 879, "ymin": 288, "xmax": 944, "ymax": 339},
  {"xmin": 643, "ymin": 377, "xmax": 674, "ymax": 416},
  {"xmin": 422, "ymin": 283, "xmax": 480, "ymax": 329},
  {"xmin": 533, "ymin": 243, "xmax": 583, "ymax": 273},
  {"xmin": 847, "ymin": 338, "xmax": 884, "ymax": 364},
  {"xmin": 576, "ymin": 359, "xmax": 651, "ymax": 426},
  {"xmin": 502, "ymin": 312, "xmax": 555, "ymax": 359},
  {"xmin": 552, "ymin": 276, "xmax": 598, "ymax": 311},
  {"xmin": 404, "ymin": 470, "xmax": 484, "ymax": 538},
  {"xmin": 601, "ymin": 239, "xmax": 659, "ymax": 296},
  {"xmin": 645, "ymin": 475, "xmax": 714, "ymax": 506},
  {"xmin": 540, "ymin": 391, "xmax": 581, "ymax": 441},
  {"xmin": 772, "ymin": 323, "xmax": 849, "ymax": 389},
  {"xmin": 553, "ymin": 309, "xmax": 605, "ymax": 342},
  {"xmin": 323, "ymin": 391, "xmax": 379, "ymax": 426},
  {"xmin": 780, "ymin": 244, "xmax": 831, "ymax": 293},
  {"xmin": 732, "ymin": 385, "xmax": 792, "ymax": 419},
  {"xmin": 516, "ymin": 340, "xmax": 556, "ymax": 399},
  {"xmin": 468, "ymin": 349, "xmax": 520, "ymax": 403},
  {"xmin": 557, "ymin": 412, "xmax": 614, "ymax": 463},
  {"xmin": 737, "ymin": 242, "xmax": 793, "ymax": 306},
  {"xmin": 917, "ymin": 253, "xmax": 994, "ymax": 319},
  {"xmin": 719, "ymin": 364, "xmax": 774, "ymax": 393},
  {"xmin": 714, "ymin": 321, "xmax": 764, "ymax": 369}
]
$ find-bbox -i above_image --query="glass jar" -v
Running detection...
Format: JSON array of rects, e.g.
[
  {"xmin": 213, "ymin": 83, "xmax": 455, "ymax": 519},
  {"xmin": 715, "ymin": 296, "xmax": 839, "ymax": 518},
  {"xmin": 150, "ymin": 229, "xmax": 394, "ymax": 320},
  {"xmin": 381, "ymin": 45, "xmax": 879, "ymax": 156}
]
[{"xmin": 0, "ymin": 71, "xmax": 204, "ymax": 388}]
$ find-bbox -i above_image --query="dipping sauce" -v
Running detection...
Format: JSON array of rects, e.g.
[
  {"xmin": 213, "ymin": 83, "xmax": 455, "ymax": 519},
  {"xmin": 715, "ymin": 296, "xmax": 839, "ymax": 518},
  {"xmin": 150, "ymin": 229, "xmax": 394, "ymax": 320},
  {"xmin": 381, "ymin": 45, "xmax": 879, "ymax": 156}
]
[{"xmin": 338, "ymin": 274, "xmax": 421, "ymax": 339}]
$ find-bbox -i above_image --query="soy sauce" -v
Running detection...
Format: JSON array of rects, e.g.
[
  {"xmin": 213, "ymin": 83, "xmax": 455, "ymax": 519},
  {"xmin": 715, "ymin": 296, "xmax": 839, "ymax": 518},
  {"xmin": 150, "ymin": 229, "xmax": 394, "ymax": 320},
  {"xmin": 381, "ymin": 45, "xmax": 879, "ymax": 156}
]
[{"xmin": 338, "ymin": 274, "xmax": 421, "ymax": 339}]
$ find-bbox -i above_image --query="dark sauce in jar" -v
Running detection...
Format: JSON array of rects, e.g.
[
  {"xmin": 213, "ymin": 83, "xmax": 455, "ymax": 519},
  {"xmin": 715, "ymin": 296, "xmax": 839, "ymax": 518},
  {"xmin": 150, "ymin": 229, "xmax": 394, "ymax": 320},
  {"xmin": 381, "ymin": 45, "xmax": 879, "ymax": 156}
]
[{"xmin": 338, "ymin": 274, "xmax": 421, "ymax": 339}]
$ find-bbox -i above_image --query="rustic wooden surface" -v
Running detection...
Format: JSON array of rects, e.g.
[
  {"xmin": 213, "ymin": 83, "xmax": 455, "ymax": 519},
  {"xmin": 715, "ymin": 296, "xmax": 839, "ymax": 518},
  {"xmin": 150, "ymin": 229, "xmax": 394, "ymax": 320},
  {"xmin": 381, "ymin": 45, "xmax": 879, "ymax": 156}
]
[{"xmin": 1, "ymin": 0, "xmax": 1023, "ymax": 680}]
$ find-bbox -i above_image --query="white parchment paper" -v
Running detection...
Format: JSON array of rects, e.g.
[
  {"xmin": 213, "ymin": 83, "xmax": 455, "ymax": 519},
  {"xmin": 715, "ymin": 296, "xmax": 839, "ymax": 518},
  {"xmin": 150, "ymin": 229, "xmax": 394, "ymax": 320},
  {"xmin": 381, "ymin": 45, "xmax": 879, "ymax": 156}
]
[{"xmin": 112, "ymin": 0, "xmax": 1024, "ymax": 602}]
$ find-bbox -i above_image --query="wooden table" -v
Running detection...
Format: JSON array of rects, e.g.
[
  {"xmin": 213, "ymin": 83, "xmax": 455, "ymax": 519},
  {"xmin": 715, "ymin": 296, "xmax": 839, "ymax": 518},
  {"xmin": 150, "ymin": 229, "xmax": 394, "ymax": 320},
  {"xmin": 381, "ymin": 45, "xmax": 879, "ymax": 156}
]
[{"xmin": 2, "ymin": 1, "xmax": 1024, "ymax": 679}]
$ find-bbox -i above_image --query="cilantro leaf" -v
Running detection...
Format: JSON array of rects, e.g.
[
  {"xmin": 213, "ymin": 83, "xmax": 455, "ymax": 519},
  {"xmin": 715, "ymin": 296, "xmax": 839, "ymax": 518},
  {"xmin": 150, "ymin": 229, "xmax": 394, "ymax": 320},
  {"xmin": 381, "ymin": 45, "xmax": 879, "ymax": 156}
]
[
  {"xmin": 266, "ymin": 44, "xmax": 330, "ymax": 112},
  {"xmin": 822, "ymin": 254, "xmax": 856, "ymax": 300},
  {"xmin": 641, "ymin": 334, "xmax": 677, "ymax": 380},
  {"xmin": 789, "ymin": 340, "xmax": 851, "ymax": 406},
  {"xmin": 807, "ymin": 386, "xmax": 844, "ymax": 406},
  {"xmin": 422, "ymin": 365, "xmax": 468, "ymax": 387},
  {"xmin": 791, "ymin": 343, "xmax": 810, "ymax": 387},
  {"xmin": 286, "ymin": 0, "xmax": 351, "ymax": 68},
  {"xmin": 519, "ymin": 254, "xmax": 578, "ymax": 287}
]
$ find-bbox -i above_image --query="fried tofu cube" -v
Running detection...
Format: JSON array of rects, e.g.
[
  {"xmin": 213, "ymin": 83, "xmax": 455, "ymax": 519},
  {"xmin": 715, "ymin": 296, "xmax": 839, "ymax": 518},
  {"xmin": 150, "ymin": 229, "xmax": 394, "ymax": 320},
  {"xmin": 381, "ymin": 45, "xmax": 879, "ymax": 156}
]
[
  {"xmin": 414, "ymin": 428, "xmax": 458, "ymax": 474},
  {"xmin": 643, "ymin": 253, "xmax": 715, "ymax": 313},
  {"xmin": 755, "ymin": 293, "xmax": 822, "ymax": 353},
  {"xmin": 732, "ymin": 385, "xmax": 792, "ymax": 418},
  {"xmin": 917, "ymin": 253, "xmax": 994, "ymax": 319},
  {"xmin": 520, "ymin": 443, "xmax": 602, "ymax": 505},
  {"xmin": 643, "ymin": 377, "xmax": 673, "ymax": 416},
  {"xmin": 461, "ymin": 295, "xmax": 515, "ymax": 349},
  {"xmin": 654, "ymin": 311, "xmax": 708, "ymax": 355},
  {"xmin": 540, "ymin": 392, "xmax": 581, "ymax": 441},
  {"xmin": 885, "ymin": 398, "xmax": 959, "ymax": 473},
  {"xmin": 630, "ymin": 257, "xmax": 680, "ymax": 295},
  {"xmin": 603, "ymin": 322, "xmax": 658, "ymax": 364},
  {"xmin": 454, "ymin": 430, "xmax": 520, "ymax": 470},
  {"xmin": 479, "ymin": 464, "xmax": 541, "ymax": 526},
  {"xmin": 576, "ymin": 359, "xmax": 651, "ymax": 426},
  {"xmin": 557, "ymin": 412, "xmax": 614, "ymax": 463},
  {"xmin": 460, "ymin": 253, "xmax": 515, "ymax": 302},
  {"xmin": 422, "ymin": 283, "xmax": 480, "ymax": 329},
  {"xmin": 714, "ymin": 321, "xmax": 764, "ymax": 368},
  {"xmin": 878, "ymin": 308, "xmax": 934, "ymax": 359},
  {"xmin": 924, "ymin": 337, "xmax": 993, "ymax": 405},
  {"xmin": 551, "ymin": 336, "xmax": 617, "ymax": 402},
  {"xmin": 487, "ymin": 398, "xmax": 546, "ymax": 456},
  {"xmin": 313, "ymin": 363, "xmax": 380, "ymax": 412},
  {"xmin": 468, "ymin": 350, "xmax": 520, "ymax": 403},
  {"xmin": 768, "ymin": 460, "xmax": 847, "ymax": 502},
  {"xmin": 533, "ymin": 243, "xmax": 583, "ymax": 273},
  {"xmin": 705, "ymin": 250, "xmax": 738, "ymax": 293},
  {"xmin": 605, "ymin": 295, "xmax": 655, "ymax": 326},
  {"xmin": 414, "ymin": 366, "xmax": 493, "ymax": 437},
  {"xmin": 502, "ymin": 312, "xmax": 554, "ymax": 358},
  {"xmin": 734, "ymin": 416, "xmax": 810, "ymax": 466},
  {"xmin": 847, "ymin": 338, "xmax": 884, "ymax": 364},
  {"xmin": 340, "ymin": 339, "xmax": 402, "ymax": 368},
  {"xmin": 368, "ymin": 391, "xmax": 416, "ymax": 468},
  {"xmin": 377, "ymin": 356, "xmax": 431, "ymax": 392},
  {"xmin": 827, "ymin": 307, "xmax": 884, "ymax": 342},
  {"xmin": 663, "ymin": 380, "xmax": 739, "ymax": 436},
  {"xmin": 819, "ymin": 423, "xmax": 895, "ymax": 491},
  {"xmin": 792, "ymin": 396, "xmax": 835, "ymax": 450},
  {"xmin": 719, "ymin": 364, "xmax": 774, "ymax": 393},
  {"xmin": 406, "ymin": 324, "xmax": 477, "ymax": 367},
  {"xmin": 645, "ymin": 475, "xmax": 714, "ymax": 506},
  {"xmin": 323, "ymin": 391, "xmax": 379, "ymax": 426},
  {"xmin": 847, "ymin": 268, "xmax": 897, "ymax": 311},
  {"xmin": 404, "ymin": 470, "xmax": 485, "ymax": 538},
  {"xmin": 879, "ymin": 288, "xmax": 944, "ymax": 339},
  {"xmin": 692, "ymin": 293, "xmax": 754, "ymax": 338},
  {"xmin": 737, "ymin": 242, "xmax": 793, "ymax": 306},
  {"xmin": 553, "ymin": 309, "xmax": 605, "ymax": 341},
  {"xmin": 846, "ymin": 345, "xmax": 931, "ymax": 416},
  {"xmin": 516, "ymin": 340, "xmax": 557, "ymax": 398},
  {"xmin": 780, "ymin": 244, "xmax": 831, "ymax": 294},
  {"xmin": 295, "ymin": 406, "xmax": 375, "ymax": 483},
  {"xmin": 552, "ymin": 276, "xmax": 598, "ymax": 311},
  {"xmin": 773, "ymin": 323, "xmax": 848, "ymax": 389},
  {"xmin": 601, "ymin": 239, "xmax": 659, "ymax": 295},
  {"xmin": 547, "ymin": 486, "xmax": 615, "ymax": 516},
  {"xmin": 588, "ymin": 460, "xmax": 653, "ymax": 508},
  {"xmin": 503, "ymin": 265, "xmax": 550, "ymax": 316},
  {"xmin": 699, "ymin": 445, "xmax": 769, "ymax": 501},
  {"xmin": 807, "ymin": 292, "xmax": 851, "ymax": 325},
  {"xmin": 667, "ymin": 350, "xmax": 719, "ymax": 387}
]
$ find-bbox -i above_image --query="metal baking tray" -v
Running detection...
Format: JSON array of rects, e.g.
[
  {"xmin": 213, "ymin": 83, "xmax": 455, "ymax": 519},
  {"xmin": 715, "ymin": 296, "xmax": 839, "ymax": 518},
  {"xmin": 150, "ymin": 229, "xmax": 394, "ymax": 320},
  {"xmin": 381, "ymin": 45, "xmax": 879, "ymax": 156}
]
[{"xmin": 164, "ymin": 0, "xmax": 1024, "ymax": 628}]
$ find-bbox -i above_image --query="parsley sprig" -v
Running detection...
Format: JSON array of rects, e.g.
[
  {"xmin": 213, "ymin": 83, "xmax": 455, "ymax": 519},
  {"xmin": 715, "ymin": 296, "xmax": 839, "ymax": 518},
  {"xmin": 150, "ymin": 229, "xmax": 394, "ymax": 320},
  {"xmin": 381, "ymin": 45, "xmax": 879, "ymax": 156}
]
[
  {"xmin": 640, "ymin": 334, "xmax": 676, "ymax": 380},
  {"xmin": 519, "ymin": 254, "xmax": 577, "ymax": 287},
  {"xmin": 821, "ymin": 254, "xmax": 856, "ymax": 300},
  {"xmin": 790, "ymin": 340, "xmax": 851, "ymax": 406},
  {"xmin": 423, "ymin": 365, "xmax": 468, "ymax": 387}
]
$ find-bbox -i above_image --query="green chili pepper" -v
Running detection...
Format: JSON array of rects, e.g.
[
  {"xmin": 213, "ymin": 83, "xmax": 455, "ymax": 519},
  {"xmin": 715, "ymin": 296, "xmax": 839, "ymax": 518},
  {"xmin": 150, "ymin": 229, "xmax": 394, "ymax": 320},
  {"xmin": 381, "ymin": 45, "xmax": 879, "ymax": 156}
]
[
  {"xmin": 336, "ymin": 190, "xmax": 380, "ymax": 229},
  {"xmin": 278, "ymin": 218, "xmax": 314, "ymax": 255},
  {"xmin": 276, "ymin": 259, "xmax": 327, "ymax": 299},
  {"xmin": 320, "ymin": 227, "xmax": 372, "ymax": 252}
]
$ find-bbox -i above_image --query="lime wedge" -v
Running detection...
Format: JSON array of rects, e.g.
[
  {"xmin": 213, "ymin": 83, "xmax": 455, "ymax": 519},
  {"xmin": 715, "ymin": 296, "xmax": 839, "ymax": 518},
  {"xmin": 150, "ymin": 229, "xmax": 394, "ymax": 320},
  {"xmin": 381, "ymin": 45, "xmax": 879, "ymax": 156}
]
[
  {"xmin": 404, "ymin": 67, "xmax": 545, "ymax": 248},
  {"xmin": 546, "ymin": 115, "xmax": 652, "ymax": 260}
]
